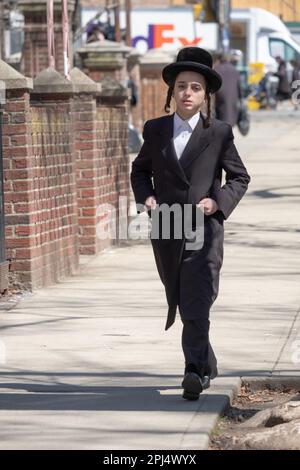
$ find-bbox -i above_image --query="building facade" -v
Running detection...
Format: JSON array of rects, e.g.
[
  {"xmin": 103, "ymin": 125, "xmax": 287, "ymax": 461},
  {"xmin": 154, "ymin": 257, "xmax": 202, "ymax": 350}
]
[
  {"xmin": 232, "ymin": 0, "xmax": 300, "ymax": 22},
  {"xmin": 82, "ymin": 0, "xmax": 300, "ymax": 22}
]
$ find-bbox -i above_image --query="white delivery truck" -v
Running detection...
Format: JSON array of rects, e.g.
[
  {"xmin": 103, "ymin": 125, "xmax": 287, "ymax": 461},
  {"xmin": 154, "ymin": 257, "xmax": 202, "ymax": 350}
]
[{"xmin": 230, "ymin": 7, "xmax": 300, "ymax": 72}]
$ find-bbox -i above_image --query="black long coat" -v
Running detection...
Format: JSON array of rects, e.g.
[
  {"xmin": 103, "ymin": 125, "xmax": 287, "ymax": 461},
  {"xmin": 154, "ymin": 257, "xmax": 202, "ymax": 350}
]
[
  {"xmin": 131, "ymin": 113, "xmax": 250, "ymax": 331},
  {"xmin": 214, "ymin": 61, "xmax": 242, "ymax": 126}
]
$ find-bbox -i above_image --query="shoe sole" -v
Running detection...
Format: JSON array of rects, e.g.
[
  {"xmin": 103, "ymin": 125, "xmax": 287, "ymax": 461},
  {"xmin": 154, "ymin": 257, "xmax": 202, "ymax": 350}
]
[
  {"xmin": 182, "ymin": 372, "xmax": 203, "ymax": 397},
  {"xmin": 182, "ymin": 390, "xmax": 199, "ymax": 400}
]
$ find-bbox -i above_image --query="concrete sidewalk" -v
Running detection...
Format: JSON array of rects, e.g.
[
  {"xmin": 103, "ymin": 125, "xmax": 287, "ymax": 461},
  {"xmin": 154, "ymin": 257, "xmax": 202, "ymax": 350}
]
[{"xmin": 0, "ymin": 116, "xmax": 299, "ymax": 450}]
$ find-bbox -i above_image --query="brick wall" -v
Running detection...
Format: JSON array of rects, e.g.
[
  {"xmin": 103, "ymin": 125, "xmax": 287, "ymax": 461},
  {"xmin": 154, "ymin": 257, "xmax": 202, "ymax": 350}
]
[
  {"xmin": 72, "ymin": 88, "xmax": 129, "ymax": 255},
  {"xmin": 29, "ymin": 98, "xmax": 79, "ymax": 286},
  {"xmin": 3, "ymin": 86, "xmax": 79, "ymax": 289},
  {"xmin": 95, "ymin": 100, "xmax": 129, "ymax": 250},
  {"xmin": 83, "ymin": 67, "xmax": 124, "ymax": 85},
  {"xmin": 3, "ymin": 89, "xmax": 34, "ymax": 286},
  {"xmin": 72, "ymin": 94, "xmax": 98, "ymax": 255},
  {"xmin": 2, "ymin": 62, "xmax": 130, "ymax": 290},
  {"xmin": 141, "ymin": 72, "xmax": 170, "ymax": 122}
]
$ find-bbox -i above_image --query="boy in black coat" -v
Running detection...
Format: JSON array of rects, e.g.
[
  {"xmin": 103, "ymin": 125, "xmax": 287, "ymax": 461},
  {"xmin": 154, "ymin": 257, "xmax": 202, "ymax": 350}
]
[{"xmin": 131, "ymin": 47, "xmax": 251, "ymax": 400}]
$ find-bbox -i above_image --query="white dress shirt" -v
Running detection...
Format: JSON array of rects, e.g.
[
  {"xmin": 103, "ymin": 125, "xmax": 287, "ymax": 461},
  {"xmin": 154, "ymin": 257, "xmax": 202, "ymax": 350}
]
[{"xmin": 173, "ymin": 112, "xmax": 200, "ymax": 159}]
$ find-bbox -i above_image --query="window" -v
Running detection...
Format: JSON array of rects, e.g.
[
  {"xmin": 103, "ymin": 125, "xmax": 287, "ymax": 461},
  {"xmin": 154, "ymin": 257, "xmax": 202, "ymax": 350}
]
[
  {"xmin": 269, "ymin": 38, "xmax": 285, "ymax": 58},
  {"xmin": 269, "ymin": 38, "xmax": 300, "ymax": 62}
]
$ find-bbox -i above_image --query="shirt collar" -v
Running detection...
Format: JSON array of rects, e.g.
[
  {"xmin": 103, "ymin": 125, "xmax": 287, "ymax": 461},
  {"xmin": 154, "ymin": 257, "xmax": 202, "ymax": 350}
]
[{"xmin": 173, "ymin": 111, "xmax": 200, "ymax": 133}]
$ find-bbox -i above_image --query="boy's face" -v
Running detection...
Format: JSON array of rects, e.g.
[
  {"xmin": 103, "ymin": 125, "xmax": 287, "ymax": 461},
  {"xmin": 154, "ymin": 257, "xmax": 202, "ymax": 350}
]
[{"xmin": 172, "ymin": 71, "xmax": 206, "ymax": 119}]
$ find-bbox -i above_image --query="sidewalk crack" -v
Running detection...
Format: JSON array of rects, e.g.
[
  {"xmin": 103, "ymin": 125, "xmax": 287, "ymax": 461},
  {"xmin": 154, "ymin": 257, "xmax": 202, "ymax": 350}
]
[{"xmin": 271, "ymin": 304, "xmax": 300, "ymax": 375}]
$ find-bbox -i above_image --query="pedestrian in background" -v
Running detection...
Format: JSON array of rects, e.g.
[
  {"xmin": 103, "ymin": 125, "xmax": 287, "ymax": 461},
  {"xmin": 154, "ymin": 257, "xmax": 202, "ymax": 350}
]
[
  {"xmin": 274, "ymin": 56, "xmax": 291, "ymax": 102},
  {"xmin": 131, "ymin": 47, "xmax": 250, "ymax": 401},
  {"xmin": 213, "ymin": 53, "xmax": 242, "ymax": 127},
  {"xmin": 86, "ymin": 23, "xmax": 106, "ymax": 43}
]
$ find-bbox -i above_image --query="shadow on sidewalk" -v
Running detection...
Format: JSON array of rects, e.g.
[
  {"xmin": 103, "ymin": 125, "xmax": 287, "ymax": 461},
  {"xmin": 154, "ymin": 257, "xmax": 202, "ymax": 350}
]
[
  {"xmin": 0, "ymin": 383, "xmax": 223, "ymax": 412},
  {"xmin": 0, "ymin": 368, "xmax": 292, "ymax": 412}
]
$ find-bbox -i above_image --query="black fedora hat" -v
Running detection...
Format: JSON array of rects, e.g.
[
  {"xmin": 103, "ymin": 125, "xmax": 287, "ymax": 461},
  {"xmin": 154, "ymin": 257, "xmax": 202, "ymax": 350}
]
[{"xmin": 162, "ymin": 47, "xmax": 222, "ymax": 93}]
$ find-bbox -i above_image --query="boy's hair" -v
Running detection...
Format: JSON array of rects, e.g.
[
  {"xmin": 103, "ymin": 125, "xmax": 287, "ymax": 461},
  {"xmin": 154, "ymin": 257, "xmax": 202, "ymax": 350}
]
[{"xmin": 164, "ymin": 78, "xmax": 212, "ymax": 128}]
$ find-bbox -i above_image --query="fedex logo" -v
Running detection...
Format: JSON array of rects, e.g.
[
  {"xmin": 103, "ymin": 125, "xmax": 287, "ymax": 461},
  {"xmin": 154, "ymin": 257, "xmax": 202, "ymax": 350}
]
[{"xmin": 132, "ymin": 24, "xmax": 202, "ymax": 51}]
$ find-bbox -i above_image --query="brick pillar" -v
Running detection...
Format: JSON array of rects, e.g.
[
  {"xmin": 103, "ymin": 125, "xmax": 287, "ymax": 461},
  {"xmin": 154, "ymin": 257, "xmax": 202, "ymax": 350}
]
[
  {"xmin": 3, "ymin": 64, "xmax": 79, "ymax": 290},
  {"xmin": 18, "ymin": 0, "xmax": 76, "ymax": 78},
  {"xmin": 71, "ymin": 66, "xmax": 130, "ymax": 254},
  {"xmin": 140, "ymin": 49, "xmax": 176, "ymax": 122},
  {"xmin": 28, "ymin": 67, "xmax": 79, "ymax": 287},
  {"xmin": 76, "ymin": 39, "xmax": 131, "ymax": 251},
  {"xmin": 76, "ymin": 39, "xmax": 132, "ymax": 85},
  {"xmin": 95, "ymin": 80, "xmax": 130, "ymax": 250},
  {"xmin": 70, "ymin": 67, "xmax": 102, "ymax": 255},
  {"xmin": 1, "ymin": 60, "xmax": 33, "ymax": 288}
]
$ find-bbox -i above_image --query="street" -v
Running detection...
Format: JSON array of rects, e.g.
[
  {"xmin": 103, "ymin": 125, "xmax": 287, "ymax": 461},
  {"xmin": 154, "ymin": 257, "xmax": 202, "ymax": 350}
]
[{"xmin": 0, "ymin": 111, "xmax": 299, "ymax": 450}]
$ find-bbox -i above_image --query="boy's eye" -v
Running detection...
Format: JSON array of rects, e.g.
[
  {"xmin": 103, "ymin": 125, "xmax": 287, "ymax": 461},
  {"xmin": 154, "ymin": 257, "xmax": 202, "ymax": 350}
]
[{"xmin": 177, "ymin": 85, "xmax": 202, "ymax": 91}]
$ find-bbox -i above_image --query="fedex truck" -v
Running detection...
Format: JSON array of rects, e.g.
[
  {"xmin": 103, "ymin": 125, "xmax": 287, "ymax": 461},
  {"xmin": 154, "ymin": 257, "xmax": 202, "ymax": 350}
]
[{"xmin": 81, "ymin": 6, "xmax": 300, "ymax": 70}]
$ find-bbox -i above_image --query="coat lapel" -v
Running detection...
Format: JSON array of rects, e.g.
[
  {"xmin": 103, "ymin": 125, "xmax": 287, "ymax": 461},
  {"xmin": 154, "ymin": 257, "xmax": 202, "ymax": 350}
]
[
  {"xmin": 160, "ymin": 113, "xmax": 212, "ymax": 184},
  {"xmin": 178, "ymin": 113, "xmax": 212, "ymax": 170},
  {"xmin": 160, "ymin": 114, "xmax": 189, "ymax": 185}
]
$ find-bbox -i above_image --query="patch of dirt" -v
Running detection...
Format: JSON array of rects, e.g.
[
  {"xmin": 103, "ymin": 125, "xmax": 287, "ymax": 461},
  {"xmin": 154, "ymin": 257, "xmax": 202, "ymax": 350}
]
[
  {"xmin": 0, "ymin": 272, "xmax": 31, "ymax": 311},
  {"xmin": 209, "ymin": 383, "xmax": 300, "ymax": 450}
]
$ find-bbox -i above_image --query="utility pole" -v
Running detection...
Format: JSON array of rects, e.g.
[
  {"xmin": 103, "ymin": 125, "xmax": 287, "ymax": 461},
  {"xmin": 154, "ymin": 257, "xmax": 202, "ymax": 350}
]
[
  {"xmin": 218, "ymin": 0, "xmax": 231, "ymax": 54},
  {"xmin": 47, "ymin": 0, "xmax": 55, "ymax": 68},
  {"xmin": 125, "ymin": 0, "xmax": 131, "ymax": 47},
  {"xmin": 114, "ymin": 1, "xmax": 121, "ymax": 42},
  {"xmin": 62, "ymin": 0, "xmax": 71, "ymax": 78},
  {"xmin": 0, "ymin": 1, "xmax": 5, "ymax": 61}
]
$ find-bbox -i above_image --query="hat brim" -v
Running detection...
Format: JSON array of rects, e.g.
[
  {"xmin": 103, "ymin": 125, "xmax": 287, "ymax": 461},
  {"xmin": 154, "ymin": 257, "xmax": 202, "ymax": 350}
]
[{"xmin": 162, "ymin": 61, "xmax": 222, "ymax": 94}]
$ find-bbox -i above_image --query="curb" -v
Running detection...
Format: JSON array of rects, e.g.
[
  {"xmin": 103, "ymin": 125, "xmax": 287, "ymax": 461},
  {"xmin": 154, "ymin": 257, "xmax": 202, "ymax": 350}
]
[{"xmin": 206, "ymin": 375, "xmax": 300, "ymax": 449}]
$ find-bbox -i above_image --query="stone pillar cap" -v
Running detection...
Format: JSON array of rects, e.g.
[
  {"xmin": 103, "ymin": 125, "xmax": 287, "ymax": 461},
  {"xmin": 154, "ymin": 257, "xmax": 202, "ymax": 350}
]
[
  {"xmin": 97, "ymin": 76, "xmax": 129, "ymax": 99},
  {"xmin": 77, "ymin": 39, "xmax": 132, "ymax": 56},
  {"xmin": 33, "ymin": 67, "xmax": 73, "ymax": 94},
  {"xmin": 69, "ymin": 67, "xmax": 101, "ymax": 94},
  {"xmin": 127, "ymin": 48, "xmax": 142, "ymax": 66},
  {"xmin": 0, "ymin": 59, "xmax": 33, "ymax": 90}
]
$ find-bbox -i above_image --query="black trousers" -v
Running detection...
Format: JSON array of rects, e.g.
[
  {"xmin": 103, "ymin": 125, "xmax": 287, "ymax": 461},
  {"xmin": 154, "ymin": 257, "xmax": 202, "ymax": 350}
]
[
  {"xmin": 178, "ymin": 226, "xmax": 221, "ymax": 379},
  {"xmin": 180, "ymin": 318, "xmax": 218, "ymax": 378}
]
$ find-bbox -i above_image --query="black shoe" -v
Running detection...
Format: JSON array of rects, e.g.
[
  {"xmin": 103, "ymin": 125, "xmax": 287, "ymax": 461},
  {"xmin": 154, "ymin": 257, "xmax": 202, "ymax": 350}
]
[
  {"xmin": 182, "ymin": 372, "xmax": 203, "ymax": 400},
  {"xmin": 209, "ymin": 368, "xmax": 218, "ymax": 380},
  {"xmin": 202, "ymin": 375, "xmax": 211, "ymax": 390},
  {"xmin": 182, "ymin": 369, "xmax": 211, "ymax": 400}
]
